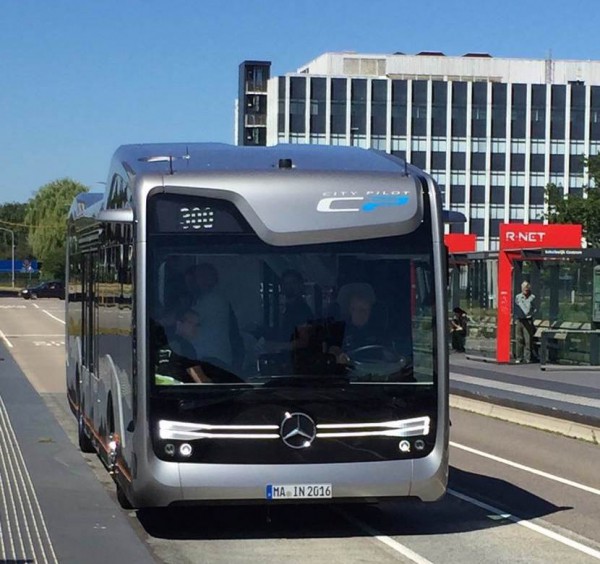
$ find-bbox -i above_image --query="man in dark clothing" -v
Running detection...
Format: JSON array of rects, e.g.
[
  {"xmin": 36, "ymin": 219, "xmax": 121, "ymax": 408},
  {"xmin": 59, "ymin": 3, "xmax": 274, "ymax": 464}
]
[
  {"xmin": 329, "ymin": 287, "xmax": 384, "ymax": 364},
  {"xmin": 279, "ymin": 269, "xmax": 313, "ymax": 341},
  {"xmin": 155, "ymin": 309, "xmax": 210, "ymax": 384},
  {"xmin": 450, "ymin": 307, "xmax": 468, "ymax": 352}
]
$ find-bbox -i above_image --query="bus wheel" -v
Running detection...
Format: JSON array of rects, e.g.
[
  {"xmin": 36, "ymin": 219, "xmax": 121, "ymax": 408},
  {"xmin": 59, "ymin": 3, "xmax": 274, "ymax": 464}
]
[
  {"xmin": 78, "ymin": 404, "xmax": 95, "ymax": 453},
  {"xmin": 116, "ymin": 484, "xmax": 133, "ymax": 510}
]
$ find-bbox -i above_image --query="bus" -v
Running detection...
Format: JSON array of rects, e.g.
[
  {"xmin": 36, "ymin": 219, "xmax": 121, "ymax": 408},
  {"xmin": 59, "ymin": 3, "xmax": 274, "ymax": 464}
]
[{"xmin": 66, "ymin": 143, "xmax": 449, "ymax": 508}]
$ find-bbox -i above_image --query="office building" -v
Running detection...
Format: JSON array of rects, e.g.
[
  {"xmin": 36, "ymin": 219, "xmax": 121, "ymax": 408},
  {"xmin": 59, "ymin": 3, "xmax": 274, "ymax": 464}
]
[{"xmin": 237, "ymin": 52, "xmax": 600, "ymax": 250}]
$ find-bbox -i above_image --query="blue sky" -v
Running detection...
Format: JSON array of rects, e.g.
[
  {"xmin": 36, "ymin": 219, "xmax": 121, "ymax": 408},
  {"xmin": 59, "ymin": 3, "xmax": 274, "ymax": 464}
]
[{"xmin": 1, "ymin": 0, "xmax": 599, "ymax": 204}]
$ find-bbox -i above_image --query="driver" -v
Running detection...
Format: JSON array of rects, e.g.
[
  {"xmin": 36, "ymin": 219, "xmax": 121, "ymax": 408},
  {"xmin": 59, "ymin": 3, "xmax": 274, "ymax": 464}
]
[{"xmin": 330, "ymin": 289, "xmax": 382, "ymax": 365}]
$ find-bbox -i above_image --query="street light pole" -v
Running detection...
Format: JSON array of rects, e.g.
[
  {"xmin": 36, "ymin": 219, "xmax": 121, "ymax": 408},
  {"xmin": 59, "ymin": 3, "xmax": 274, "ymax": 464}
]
[{"xmin": 0, "ymin": 227, "xmax": 15, "ymax": 288}]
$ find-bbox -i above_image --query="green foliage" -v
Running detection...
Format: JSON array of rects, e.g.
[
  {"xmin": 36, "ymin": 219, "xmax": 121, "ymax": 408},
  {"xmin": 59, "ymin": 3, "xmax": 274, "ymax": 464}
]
[
  {"xmin": 544, "ymin": 154, "xmax": 600, "ymax": 247},
  {"xmin": 0, "ymin": 202, "xmax": 32, "ymax": 260},
  {"xmin": 25, "ymin": 178, "xmax": 89, "ymax": 278}
]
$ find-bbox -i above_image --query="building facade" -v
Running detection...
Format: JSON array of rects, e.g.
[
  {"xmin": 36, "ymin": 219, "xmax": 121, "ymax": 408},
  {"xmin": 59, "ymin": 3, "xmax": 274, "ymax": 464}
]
[{"xmin": 237, "ymin": 52, "xmax": 600, "ymax": 250}]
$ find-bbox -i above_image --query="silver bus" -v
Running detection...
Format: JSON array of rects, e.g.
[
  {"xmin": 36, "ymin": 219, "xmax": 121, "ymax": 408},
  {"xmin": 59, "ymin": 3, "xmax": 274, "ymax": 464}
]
[{"xmin": 66, "ymin": 143, "xmax": 449, "ymax": 508}]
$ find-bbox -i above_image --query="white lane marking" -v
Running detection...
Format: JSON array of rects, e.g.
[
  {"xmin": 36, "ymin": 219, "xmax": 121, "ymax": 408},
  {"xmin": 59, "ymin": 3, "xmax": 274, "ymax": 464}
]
[
  {"xmin": 0, "ymin": 329, "xmax": 13, "ymax": 348},
  {"xmin": 452, "ymin": 372, "xmax": 600, "ymax": 409},
  {"xmin": 448, "ymin": 489, "xmax": 600, "ymax": 560},
  {"xmin": 334, "ymin": 507, "xmax": 433, "ymax": 564},
  {"xmin": 32, "ymin": 304, "xmax": 39, "ymax": 309},
  {"xmin": 4, "ymin": 335, "xmax": 64, "ymax": 338},
  {"xmin": 451, "ymin": 442, "xmax": 600, "ymax": 496},
  {"xmin": 41, "ymin": 310, "xmax": 65, "ymax": 325}
]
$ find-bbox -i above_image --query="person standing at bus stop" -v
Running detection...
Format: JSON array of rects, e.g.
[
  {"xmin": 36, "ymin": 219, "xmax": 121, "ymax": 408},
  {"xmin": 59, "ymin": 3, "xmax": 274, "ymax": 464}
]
[{"xmin": 514, "ymin": 280, "xmax": 537, "ymax": 363}]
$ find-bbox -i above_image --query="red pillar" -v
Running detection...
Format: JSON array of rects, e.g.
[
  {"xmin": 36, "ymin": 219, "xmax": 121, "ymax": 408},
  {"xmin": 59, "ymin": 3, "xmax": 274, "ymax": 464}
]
[{"xmin": 497, "ymin": 250, "xmax": 513, "ymax": 363}]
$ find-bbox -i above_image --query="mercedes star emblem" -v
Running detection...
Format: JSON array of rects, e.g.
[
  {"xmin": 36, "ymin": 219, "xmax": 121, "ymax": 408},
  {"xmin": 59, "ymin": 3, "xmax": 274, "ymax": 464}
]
[{"xmin": 280, "ymin": 412, "xmax": 316, "ymax": 449}]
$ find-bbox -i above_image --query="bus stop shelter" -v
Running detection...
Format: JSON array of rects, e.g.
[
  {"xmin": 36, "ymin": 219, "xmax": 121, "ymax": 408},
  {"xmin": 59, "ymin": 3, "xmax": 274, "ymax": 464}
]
[{"xmin": 448, "ymin": 224, "xmax": 600, "ymax": 366}]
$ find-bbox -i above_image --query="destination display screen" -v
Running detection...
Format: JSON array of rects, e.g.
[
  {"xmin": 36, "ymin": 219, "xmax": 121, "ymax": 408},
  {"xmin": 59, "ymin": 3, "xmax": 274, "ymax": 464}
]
[{"xmin": 148, "ymin": 193, "xmax": 250, "ymax": 234}]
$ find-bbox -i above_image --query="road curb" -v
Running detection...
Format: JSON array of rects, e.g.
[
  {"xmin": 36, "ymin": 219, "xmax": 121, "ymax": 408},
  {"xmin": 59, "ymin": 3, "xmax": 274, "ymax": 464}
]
[{"xmin": 450, "ymin": 394, "xmax": 600, "ymax": 444}]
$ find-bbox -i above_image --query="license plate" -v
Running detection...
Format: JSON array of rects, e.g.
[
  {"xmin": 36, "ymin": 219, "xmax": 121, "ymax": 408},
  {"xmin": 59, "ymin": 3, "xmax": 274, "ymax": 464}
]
[{"xmin": 266, "ymin": 483, "xmax": 332, "ymax": 500}]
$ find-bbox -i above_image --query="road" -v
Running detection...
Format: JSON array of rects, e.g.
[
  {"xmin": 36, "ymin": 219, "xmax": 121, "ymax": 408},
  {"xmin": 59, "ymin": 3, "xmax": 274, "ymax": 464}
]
[{"xmin": 0, "ymin": 296, "xmax": 599, "ymax": 563}]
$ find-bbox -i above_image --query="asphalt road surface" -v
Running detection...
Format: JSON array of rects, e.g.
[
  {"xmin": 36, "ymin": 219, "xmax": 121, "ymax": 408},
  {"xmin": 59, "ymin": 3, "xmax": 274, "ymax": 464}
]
[{"xmin": 0, "ymin": 296, "xmax": 599, "ymax": 563}]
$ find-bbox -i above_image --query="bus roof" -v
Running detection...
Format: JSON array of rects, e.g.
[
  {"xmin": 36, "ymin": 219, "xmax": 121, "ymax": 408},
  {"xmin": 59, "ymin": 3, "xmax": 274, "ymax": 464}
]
[
  {"xmin": 69, "ymin": 143, "xmax": 440, "ymax": 245},
  {"xmin": 112, "ymin": 143, "xmax": 412, "ymax": 177}
]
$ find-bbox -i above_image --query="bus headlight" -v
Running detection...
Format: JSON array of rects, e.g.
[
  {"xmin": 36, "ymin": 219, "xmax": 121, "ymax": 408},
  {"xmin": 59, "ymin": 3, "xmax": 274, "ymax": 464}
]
[{"xmin": 179, "ymin": 443, "xmax": 193, "ymax": 457}]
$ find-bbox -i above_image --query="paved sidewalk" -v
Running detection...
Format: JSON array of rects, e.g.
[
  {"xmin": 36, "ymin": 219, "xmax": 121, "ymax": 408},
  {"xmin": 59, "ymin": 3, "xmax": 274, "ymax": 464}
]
[
  {"xmin": 0, "ymin": 342, "xmax": 154, "ymax": 563},
  {"xmin": 450, "ymin": 352, "xmax": 600, "ymax": 429}
]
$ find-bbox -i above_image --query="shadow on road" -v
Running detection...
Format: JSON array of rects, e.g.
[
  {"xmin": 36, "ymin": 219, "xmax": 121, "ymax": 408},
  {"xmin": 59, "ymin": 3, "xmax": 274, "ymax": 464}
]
[{"xmin": 135, "ymin": 466, "xmax": 570, "ymax": 541}]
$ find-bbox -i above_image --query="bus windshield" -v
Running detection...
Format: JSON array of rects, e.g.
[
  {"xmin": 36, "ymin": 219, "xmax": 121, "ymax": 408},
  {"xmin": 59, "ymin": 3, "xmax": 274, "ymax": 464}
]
[{"xmin": 148, "ymin": 233, "xmax": 436, "ymax": 389}]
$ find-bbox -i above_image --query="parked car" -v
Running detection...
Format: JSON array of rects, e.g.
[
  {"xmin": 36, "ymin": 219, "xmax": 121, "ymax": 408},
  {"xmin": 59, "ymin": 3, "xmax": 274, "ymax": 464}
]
[{"xmin": 20, "ymin": 281, "xmax": 65, "ymax": 300}]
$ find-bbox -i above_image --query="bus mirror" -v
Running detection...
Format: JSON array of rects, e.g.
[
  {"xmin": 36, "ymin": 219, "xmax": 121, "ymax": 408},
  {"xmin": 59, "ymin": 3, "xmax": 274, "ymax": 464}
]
[
  {"xmin": 442, "ymin": 210, "xmax": 466, "ymax": 223},
  {"xmin": 97, "ymin": 209, "xmax": 134, "ymax": 224}
]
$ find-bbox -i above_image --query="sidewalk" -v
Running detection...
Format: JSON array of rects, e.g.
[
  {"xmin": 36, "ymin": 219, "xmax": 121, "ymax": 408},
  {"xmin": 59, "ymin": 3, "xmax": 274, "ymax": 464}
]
[
  {"xmin": 0, "ymin": 342, "xmax": 154, "ymax": 563},
  {"xmin": 450, "ymin": 352, "xmax": 600, "ymax": 434}
]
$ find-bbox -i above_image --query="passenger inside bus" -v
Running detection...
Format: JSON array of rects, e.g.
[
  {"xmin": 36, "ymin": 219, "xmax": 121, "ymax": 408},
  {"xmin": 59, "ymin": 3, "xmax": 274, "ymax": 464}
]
[
  {"xmin": 278, "ymin": 269, "xmax": 314, "ymax": 342},
  {"xmin": 184, "ymin": 262, "xmax": 245, "ymax": 371}
]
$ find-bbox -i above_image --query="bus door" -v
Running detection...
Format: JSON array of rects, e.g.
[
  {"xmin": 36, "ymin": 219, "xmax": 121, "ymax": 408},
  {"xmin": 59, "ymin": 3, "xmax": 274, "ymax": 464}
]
[{"xmin": 81, "ymin": 252, "xmax": 98, "ymax": 422}]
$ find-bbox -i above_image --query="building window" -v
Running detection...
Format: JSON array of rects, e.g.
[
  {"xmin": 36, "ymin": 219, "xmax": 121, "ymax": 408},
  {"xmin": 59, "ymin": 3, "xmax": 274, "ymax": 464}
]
[
  {"xmin": 490, "ymin": 204, "xmax": 505, "ymax": 220},
  {"xmin": 509, "ymin": 206, "xmax": 525, "ymax": 220},
  {"xmin": 551, "ymin": 84, "xmax": 566, "ymax": 139},
  {"xmin": 330, "ymin": 134, "xmax": 347, "ymax": 146},
  {"xmin": 531, "ymin": 139, "xmax": 546, "ymax": 154},
  {"xmin": 391, "ymin": 136, "xmax": 407, "ymax": 151},
  {"xmin": 550, "ymin": 140, "xmax": 565, "ymax": 155},
  {"xmin": 451, "ymin": 137, "xmax": 467, "ymax": 152},
  {"xmin": 431, "ymin": 170, "xmax": 446, "ymax": 185},
  {"xmin": 530, "ymin": 172, "xmax": 546, "ymax": 187},
  {"xmin": 450, "ymin": 171, "xmax": 466, "ymax": 185},
  {"xmin": 510, "ymin": 172, "xmax": 525, "ymax": 187},
  {"xmin": 491, "ymin": 171, "xmax": 506, "ymax": 186},
  {"xmin": 529, "ymin": 205, "xmax": 544, "ymax": 221},
  {"xmin": 371, "ymin": 135, "xmax": 386, "ymax": 150},
  {"xmin": 471, "ymin": 138, "xmax": 487, "ymax": 153},
  {"xmin": 289, "ymin": 133, "xmax": 306, "ymax": 144},
  {"xmin": 309, "ymin": 134, "xmax": 327, "ymax": 145},
  {"xmin": 471, "ymin": 171, "xmax": 486, "ymax": 186},
  {"xmin": 491, "ymin": 138, "xmax": 506, "ymax": 153},
  {"xmin": 570, "ymin": 140, "xmax": 584, "ymax": 155},
  {"xmin": 351, "ymin": 134, "xmax": 368, "ymax": 148},
  {"xmin": 431, "ymin": 137, "xmax": 447, "ymax": 152},
  {"xmin": 371, "ymin": 79, "xmax": 387, "ymax": 136},
  {"xmin": 511, "ymin": 139, "xmax": 526, "ymax": 154},
  {"xmin": 470, "ymin": 204, "xmax": 485, "ymax": 219},
  {"xmin": 412, "ymin": 136, "xmax": 428, "ymax": 152},
  {"xmin": 569, "ymin": 175, "xmax": 584, "ymax": 188},
  {"xmin": 431, "ymin": 81, "xmax": 448, "ymax": 136}
]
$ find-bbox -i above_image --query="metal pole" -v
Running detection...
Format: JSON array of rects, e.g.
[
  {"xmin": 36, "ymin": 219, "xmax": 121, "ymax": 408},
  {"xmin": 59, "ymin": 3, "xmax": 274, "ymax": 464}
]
[
  {"xmin": 11, "ymin": 230, "xmax": 14, "ymax": 288},
  {"xmin": 0, "ymin": 227, "xmax": 15, "ymax": 288}
]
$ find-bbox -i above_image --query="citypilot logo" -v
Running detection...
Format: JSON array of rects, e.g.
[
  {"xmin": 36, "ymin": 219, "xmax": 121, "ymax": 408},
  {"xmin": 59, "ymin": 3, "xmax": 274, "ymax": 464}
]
[{"xmin": 317, "ymin": 192, "xmax": 410, "ymax": 213}]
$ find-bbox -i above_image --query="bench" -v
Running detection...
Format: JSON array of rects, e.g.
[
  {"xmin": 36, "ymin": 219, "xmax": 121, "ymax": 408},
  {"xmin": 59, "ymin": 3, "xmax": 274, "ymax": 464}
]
[{"xmin": 539, "ymin": 327, "xmax": 600, "ymax": 368}]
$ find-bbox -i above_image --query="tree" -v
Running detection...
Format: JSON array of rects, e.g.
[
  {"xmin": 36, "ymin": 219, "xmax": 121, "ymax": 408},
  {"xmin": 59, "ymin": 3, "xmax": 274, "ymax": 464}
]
[
  {"xmin": 545, "ymin": 154, "xmax": 600, "ymax": 247},
  {"xmin": 0, "ymin": 202, "xmax": 32, "ymax": 260},
  {"xmin": 25, "ymin": 178, "xmax": 89, "ymax": 279}
]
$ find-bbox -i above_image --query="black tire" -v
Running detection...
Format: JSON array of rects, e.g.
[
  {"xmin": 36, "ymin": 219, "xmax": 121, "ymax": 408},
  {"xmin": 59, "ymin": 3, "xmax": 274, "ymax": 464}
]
[{"xmin": 116, "ymin": 484, "xmax": 134, "ymax": 509}]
